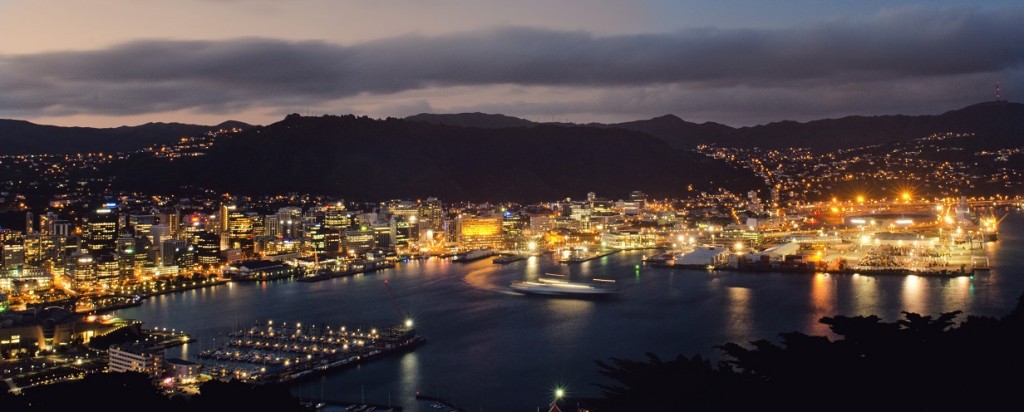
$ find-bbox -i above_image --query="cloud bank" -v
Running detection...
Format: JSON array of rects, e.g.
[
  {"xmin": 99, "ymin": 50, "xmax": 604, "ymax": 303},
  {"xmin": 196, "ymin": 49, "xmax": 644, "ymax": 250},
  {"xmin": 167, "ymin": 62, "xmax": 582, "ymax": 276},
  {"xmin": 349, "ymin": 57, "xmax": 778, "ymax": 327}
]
[{"xmin": 1, "ymin": 7, "xmax": 1022, "ymax": 125}]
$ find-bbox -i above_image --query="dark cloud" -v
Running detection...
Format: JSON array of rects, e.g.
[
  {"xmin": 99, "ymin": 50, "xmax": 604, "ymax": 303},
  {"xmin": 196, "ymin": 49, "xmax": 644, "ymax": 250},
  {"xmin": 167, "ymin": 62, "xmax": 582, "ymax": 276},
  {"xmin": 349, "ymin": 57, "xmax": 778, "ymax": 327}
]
[{"xmin": 1, "ymin": 7, "xmax": 1022, "ymax": 123}]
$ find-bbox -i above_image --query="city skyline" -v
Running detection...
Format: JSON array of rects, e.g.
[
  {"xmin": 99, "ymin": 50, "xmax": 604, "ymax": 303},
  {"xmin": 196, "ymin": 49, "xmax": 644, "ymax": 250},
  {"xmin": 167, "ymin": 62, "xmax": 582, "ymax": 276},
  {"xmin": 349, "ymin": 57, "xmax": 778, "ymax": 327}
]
[{"xmin": 1, "ymin": 1, "xmax": 1022, "ymax": 129}]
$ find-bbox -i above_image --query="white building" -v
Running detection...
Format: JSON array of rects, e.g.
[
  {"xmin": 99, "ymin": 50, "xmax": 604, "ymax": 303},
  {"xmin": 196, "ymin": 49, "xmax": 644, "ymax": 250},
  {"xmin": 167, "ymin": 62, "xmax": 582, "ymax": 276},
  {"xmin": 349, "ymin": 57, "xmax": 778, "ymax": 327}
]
[{"xmin": 108, "ymin": 344, "xmax": 165, "ymax": 376}]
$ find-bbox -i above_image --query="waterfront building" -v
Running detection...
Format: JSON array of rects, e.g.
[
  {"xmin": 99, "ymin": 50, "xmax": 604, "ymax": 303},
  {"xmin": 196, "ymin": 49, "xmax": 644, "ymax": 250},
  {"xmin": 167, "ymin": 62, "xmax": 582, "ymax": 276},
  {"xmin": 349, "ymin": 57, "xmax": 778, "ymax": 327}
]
[
  {"xmin": 166, "ymin": 357, "xmax": 200, "ymax": 382},
  {"xmin": 457, "ymin": 215, "xmax": 502, "ymax": 249},
  {"xmin": 373, "ymin": 223, "xmax": 394, "ymax": 249},
  {"xmin": 529, "ymin": 214, "xmax": 554, "ymax": 235},
  {"xmin": 194, "ymin": 232, "xmax": 221, "ymax": 267},
  {"xmin": 343, "ymin": 228, "xmax": 376, "ymax": 255},
  {"xmin": 323, "ymin": 203, "xmax": 352, "ymax": 230},
  {"xmin": 109, "ymin": 344, "xmax": 165, "ymax": 376},
  {"xmin": 418, "ymin": 198, "xmax": 445, "ymax": 233},
  {"xmin": 222, "ymin": 259, "xmax": 297, "ymax": 281},
  {"xmin": 304, "ymin": 222, "xmax": 328, "ymax": 254},
  {"xmin": 0, "ymin": 307, "xmax": 132, "ymax": 354},
  {"xmin": 393, "ymin": 216, "xmax": 415, "ymax": 249}
]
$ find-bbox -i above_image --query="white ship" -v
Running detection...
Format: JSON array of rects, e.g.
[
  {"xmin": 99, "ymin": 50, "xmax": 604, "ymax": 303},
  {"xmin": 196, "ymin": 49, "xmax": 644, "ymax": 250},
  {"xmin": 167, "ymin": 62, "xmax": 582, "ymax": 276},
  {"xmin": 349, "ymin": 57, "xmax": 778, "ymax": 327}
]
[{"xmin": 510, "ymin": 274, "xmax": 620, "ymax": 298}]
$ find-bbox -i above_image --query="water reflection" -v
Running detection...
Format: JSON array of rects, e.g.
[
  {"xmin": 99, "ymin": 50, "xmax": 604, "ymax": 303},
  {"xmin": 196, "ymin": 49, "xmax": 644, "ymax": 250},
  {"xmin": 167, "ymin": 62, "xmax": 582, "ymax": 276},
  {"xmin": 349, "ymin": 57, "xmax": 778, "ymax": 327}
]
[
  {"xmin": 901, "ymin": 275, "xmax": 926, "ymax": 315},
  {"xmin": 398, "ymin": 352, "xmax": 420, "ymax": 404},
  {"xmin": 940, "ymin": 276, "xmax": 972, "ymax": 314},
  {"xmin": 850, "ymin": 274, "xmax": 879, "ymax": 316},
  {"xmin": 807, "ymin": 273, "xmax": 836, "ymax": 336},
  {"xmin": 725, "ymin": 287, "xmax": 752, "ymax": 344}
]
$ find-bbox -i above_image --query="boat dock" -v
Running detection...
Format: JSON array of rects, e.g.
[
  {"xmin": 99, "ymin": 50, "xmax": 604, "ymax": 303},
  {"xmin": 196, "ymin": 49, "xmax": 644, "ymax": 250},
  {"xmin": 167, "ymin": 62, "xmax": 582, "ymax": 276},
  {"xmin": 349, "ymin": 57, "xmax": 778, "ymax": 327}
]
[
  {"xmin": 492, "ymin": 254, "xmax": 527, "ymax": 264},
  {"xmin": 197, "ymin": 320, "xmax": 425, "ymax": 384},
  {"xmin": 559, "ymin": 249, "xmax": 620, "ymax": 264},
  {"xmin": 452, "ymin": 249, "xmax": 495, "ymax": 263},
  {"xmin": 296, "ymin": 261, "xmax": 395, "ymax": 283}
]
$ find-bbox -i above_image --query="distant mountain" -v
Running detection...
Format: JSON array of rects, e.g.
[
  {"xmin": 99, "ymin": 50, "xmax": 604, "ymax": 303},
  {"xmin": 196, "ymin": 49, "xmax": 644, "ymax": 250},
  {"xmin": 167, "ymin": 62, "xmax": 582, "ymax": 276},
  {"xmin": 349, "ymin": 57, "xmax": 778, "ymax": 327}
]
[
  {"xmin": 607, "ymin": 115, "xmax": 735, "ymax": 149},
  {"xmin": 108, "ymin": 114, "xmax": 761, "ymax": 202},
  {"xmin": 0, "ymin": 119, "xmax": 254, "ymax": 155},
  {"xmin": 622, "ymin": 100, "xmax": 1024, "ymax": 151},
  {"xmin": 405, "ymin": 112, "xmax": 537, "ymax": 129},
  {"xmin": 407, "ymin": 101, "xmax": 1024, "ymax": 151}
]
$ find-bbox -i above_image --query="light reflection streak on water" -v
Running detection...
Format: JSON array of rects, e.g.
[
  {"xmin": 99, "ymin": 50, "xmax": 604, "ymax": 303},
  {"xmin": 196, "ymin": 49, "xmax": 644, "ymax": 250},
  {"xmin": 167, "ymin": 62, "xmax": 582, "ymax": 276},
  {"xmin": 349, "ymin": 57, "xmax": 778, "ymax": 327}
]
[
  {"xmin": 399, "ymin": 352, "xmax": 420, "ymax": 404},
  {"xmin": 725, "ymin": 287, "xmax": 751, "ymax": 344},
  {"xmin": 941, "ymin": 276, "xmax": 972, "ymax": 314},
  {"xmin": 543, "ymin": 299, "xmax": 594, "ymax": 348},
  {"xmin": 807, "ymin": 273, "xmax": 836, "ymax": 336},
  {"xmin": 851, "ymin": 274, "xmax": 879, "ymax": 316},
  {"xmin": 902, "ymin": 275, "xmax": 926, "ymax": 315}
]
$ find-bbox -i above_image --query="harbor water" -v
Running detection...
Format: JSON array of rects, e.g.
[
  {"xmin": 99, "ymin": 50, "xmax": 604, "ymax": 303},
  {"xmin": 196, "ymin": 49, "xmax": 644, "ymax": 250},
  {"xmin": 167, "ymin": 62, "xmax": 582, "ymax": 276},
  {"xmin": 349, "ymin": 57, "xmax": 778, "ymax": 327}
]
[{"xmin": 118, "ymin": 211, "xmax": 1024, "ymax": 411}]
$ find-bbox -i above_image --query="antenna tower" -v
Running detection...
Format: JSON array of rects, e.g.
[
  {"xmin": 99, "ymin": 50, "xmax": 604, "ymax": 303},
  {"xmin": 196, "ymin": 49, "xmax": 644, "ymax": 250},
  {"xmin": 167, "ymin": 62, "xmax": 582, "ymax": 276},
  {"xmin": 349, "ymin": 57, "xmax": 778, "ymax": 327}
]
[{"xmin": 995, "ymin": 82, "xmax": 1002, "ymax": 101}]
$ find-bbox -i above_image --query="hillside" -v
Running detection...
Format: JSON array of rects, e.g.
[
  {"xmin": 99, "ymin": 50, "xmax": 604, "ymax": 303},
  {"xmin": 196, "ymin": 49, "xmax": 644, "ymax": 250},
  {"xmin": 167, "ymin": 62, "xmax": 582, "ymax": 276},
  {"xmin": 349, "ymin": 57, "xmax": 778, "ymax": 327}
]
[
  {"xmin": 107, "ymin": 114, "xmax": 762, "ymax": 202},
  {"xmin": 406, "ymin": 101, "xmax": 1024, "ymax": 151},
  {"xmin": 0, "ymin": 119, "xmax": 253, "ymax": 155}
]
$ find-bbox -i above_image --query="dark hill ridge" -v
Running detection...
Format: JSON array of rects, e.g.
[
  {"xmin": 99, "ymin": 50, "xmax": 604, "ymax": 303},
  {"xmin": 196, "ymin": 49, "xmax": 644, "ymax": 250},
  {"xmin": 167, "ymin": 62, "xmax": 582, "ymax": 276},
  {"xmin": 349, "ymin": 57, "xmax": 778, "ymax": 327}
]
[
  {"xmin": 405, "ymin": 112, "xmax": 537, "ymax": 129},
  {"xmin": 109, "ymin": 114, "xmax": 761, "ymax": 202},
  {"xmin": 0, "ymin": 119, "xmax": 253, "ymax": 155},
  {"xmin": 405, "ymin": 100, "xmax": 1024, "ymax": 151}
]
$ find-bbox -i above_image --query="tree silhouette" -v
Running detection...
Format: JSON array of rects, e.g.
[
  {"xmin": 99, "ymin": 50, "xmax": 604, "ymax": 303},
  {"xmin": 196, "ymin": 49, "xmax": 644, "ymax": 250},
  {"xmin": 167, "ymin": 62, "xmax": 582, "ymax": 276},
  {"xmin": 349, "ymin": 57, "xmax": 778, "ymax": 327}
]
[{"xmin": 594, "ymin": 292, "xmax": 1024, "ymax": 411}]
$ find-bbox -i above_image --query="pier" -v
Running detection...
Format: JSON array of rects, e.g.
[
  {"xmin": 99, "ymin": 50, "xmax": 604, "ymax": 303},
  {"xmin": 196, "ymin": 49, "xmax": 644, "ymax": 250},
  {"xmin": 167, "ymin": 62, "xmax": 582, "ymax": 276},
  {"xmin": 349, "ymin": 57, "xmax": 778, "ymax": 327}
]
[
  {"xmin": 559, "ymin": 248, "xmax": 621, "ymax": 264},
  {"xmin": 297, "ymin": 261, "xmax": 395, "ymax": 283}
]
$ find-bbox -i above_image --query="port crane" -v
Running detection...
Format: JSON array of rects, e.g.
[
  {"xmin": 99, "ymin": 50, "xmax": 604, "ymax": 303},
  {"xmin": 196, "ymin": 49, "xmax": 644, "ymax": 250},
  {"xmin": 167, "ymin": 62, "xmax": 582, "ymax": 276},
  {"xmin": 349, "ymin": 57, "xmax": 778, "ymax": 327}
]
[{"xmin": 383, "ymin": 280, "xmax": 414, "ymax": 330}]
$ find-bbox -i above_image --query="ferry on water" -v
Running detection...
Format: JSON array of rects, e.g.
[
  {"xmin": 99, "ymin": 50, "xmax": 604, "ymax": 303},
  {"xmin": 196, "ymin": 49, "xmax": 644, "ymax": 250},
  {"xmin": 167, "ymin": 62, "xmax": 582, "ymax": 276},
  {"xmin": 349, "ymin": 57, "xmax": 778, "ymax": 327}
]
[{"xmin": 510, "ymin": 273, "xmax": 620, "ymax": 298}]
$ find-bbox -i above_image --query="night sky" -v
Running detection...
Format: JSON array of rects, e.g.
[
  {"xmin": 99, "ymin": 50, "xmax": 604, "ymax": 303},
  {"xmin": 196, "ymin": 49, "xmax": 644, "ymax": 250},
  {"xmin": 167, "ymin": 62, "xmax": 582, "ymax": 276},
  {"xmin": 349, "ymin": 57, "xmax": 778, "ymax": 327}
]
[{"xmin": 1, "ymin": 0, "xmax": 1021, "ymax": 127}]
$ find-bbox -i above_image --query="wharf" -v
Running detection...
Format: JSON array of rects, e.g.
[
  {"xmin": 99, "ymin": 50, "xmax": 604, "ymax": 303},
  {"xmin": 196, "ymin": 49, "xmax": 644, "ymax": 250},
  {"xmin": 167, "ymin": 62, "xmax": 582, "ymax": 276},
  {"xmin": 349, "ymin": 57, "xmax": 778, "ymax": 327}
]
[
  {"xmin": 492, "ymin": 254, "xmax": 528, "ymax": 264},
  {"xmin": 559, "ymin": 249, "xmax": 620, "ymax": 264},
  {"xmin": 297, "ymin": 261, "xmax": 395, "ymax": 283},
  {"xmin": 650, "ymin": 262, "xmax": 977, "ymax": 278}
]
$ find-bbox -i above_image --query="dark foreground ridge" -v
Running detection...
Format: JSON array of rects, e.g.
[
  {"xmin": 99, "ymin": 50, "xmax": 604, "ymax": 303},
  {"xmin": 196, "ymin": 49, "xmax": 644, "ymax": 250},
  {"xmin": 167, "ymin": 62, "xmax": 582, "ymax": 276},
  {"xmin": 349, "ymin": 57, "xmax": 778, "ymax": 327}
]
[{"xmin": 589, "ymin": 292, "xmax": 1024, "ymax": 411}]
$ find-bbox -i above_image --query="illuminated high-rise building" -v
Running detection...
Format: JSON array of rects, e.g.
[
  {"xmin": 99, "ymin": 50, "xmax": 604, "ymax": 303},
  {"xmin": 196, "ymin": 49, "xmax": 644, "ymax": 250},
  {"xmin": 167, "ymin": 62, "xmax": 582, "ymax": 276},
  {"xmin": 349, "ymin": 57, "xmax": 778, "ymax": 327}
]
[
  {"xmin": 1, "ymin": 230, "xmax": 26, "ymax": 269},
  {"xmin": 39, "ymin": 212, "xmax": 56, "ymax": 236},
  {"xmin": 303, "ymin": 222, "xmax": 326, "ymax": 255},
  {"xmin": 392, "ymin": 216, "xmax": 414, "ymax": 249},
  {"xmin": 68, "ymin": 250, "xmax": 95, "ymax": 287},
  {"xmin": 373, "ymin": 224, "xmax": 393, "ymax": 249},
  {"xmin": 194, "ymin": 232, "xmax": 221, "ymax": 267},
  {"xmin": 277, "ymin": 207, "xmax": 303, "ymax": 240},
  {"xmin": 457, "ymin": 215, "xmax": 502, "ymax": 249},
  {"xmin": 323, "ymin": 203, "xmax": 351, "ymax": 231},
  {"xmin": 342, "ymin": 228, "xmax": 375, "ymax": 255},
  {"xmin": 264, "ymin": 214, "xmax": 280, "ymax": 237},
  {"xmin": 225, "ymin": 209, "xmax": 254, "ymax": 255},
  {"xmin": 85, "ymin": 207, "xmax": 118, "ymax": 254},
  {"xmin": 129, "ymin": 214, "xmax": 157, "ymax": 240},
  {"xmin": 116, "ymin": 234, "xmax": 136, "ymax": 278}
]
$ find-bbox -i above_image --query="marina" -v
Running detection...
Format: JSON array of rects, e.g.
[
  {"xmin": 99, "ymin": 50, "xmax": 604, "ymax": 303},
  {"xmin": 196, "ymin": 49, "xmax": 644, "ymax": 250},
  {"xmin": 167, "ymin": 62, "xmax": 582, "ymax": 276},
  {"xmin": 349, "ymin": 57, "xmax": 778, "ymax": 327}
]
[{"xmin": 197, "ymin": 320, "xmax": 424, "ymax": 384}]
